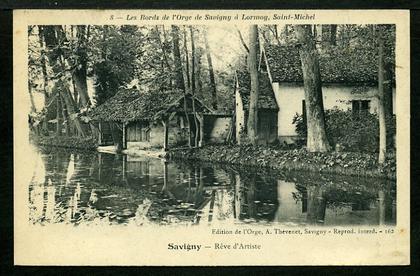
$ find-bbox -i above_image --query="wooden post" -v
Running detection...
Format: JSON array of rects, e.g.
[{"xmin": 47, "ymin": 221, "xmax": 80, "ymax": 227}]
[
  {"xmin": 98, "ymin": 153, "xmax": 102, "ymax": 181},
  {"xmin": 162, "ymin": 119, "xmax": 169, "ymax": 151},
  {"xmin": 162, "ymin": 160, "xmax": 168, "ymax": 192},
  {"xmin": 378, "ymin": 190, "xmax": 385, "ymax": 226},
  {"xmin": 122, "ymin": 155, "xmax": 126, "ymax": 182},
  {"xmin": 98, "ymin": 121, "xmax": 102, "ymax": 145},
  {"xmin": 197, "ymin": 113, "xmax": 204, "ymax": 147},
  {"xmin": 122, "ymin": 122, "xmax": 127, "ymax": 149}
]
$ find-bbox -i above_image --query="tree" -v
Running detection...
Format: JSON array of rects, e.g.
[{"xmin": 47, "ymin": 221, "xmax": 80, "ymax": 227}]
[
  {"xmin": 246, "ymin": 25, "xmax": 260, "ymax": 145},
  {"xmin": 42, "ymin": 26, "xmax": 87, "ymax": 137},
  {"xmin": 72, "ymin": 26, "xmax": 90, "ymax": 109},
  {"xmin": 37, "ymin": 26, "xmax": 50, "ymax": 134},
  {"xmin": 330, "ymin": 25, "xmax": 337, "ymax": 46},
  {"xmin": 172, "ymin": 25, "xmax": 192, "ymax": 147},
  {"xmin": 171, "ymin": 25, "xmax": 186, "ymax": 92},
  {"xmin": 183, "ymin": 27, "xmax": 191, "ymax": 90},
  {"xmin": 204, "ymin": 27, "xmax": 218, "ymax": 110},
  {"xmin": 154, "ymin": 25, "xmax": 172, "ymax": 88},
  {"xmin": 295, "ymin": 25, "xmax": 331, "ymax": 152},
  {"xmin": 321, "ymin": 25, "xmax": 337, "ymax": 46},
  {"xmin": 377, "ymin": 25, "xmax": 387, "ymax": 164},
  {"xmin": 91, "ymin": 25, "xmax": 139, "ymax": 105},
  {"xmin": 190, "ymin": 26, "xmax": 200, "ymax": 147},
  {"xmin": 381, "ymin": 25, "xmax": 395, "ymax": 152}
]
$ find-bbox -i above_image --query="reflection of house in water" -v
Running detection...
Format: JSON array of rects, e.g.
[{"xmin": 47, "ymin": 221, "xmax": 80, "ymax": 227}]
[
  {"xmin": 156, "ymin": 164, "xmax": 230, "ymax": 224},
  {"xmin": 29, "ymin": 147, "xmax": 397, "ymax": 226},
  {"xmin": 275, "ymin": 181, "xmax": 307, "ymax": 224},
  {"xmin": 197, "ymin": 173, "xmax": 279, "ymax": 224}
]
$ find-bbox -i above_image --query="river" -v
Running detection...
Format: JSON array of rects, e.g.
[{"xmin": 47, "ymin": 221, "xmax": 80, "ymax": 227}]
[{"xmin": 28, "ymin": 145, "xmax": 396, "ymax": 227}]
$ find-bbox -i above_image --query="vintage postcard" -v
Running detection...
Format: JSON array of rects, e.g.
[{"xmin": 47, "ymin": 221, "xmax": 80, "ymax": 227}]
[{"xmin": 14, "ymin": 9, "xmax": 410, "ymax": 265}]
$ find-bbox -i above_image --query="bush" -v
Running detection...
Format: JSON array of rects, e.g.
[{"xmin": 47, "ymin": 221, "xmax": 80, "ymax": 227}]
[{"xmin": 293, "ymin": 108, "xmax": 396, "ymax": 153}]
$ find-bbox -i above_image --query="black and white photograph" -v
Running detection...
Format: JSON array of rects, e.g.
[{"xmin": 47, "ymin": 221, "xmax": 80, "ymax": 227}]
[{"xmin": 13, "ymin": 10, "xmax": 410, "ymax": 266}]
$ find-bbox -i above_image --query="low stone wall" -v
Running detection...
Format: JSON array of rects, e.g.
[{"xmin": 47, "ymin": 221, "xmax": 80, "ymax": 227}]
[{"xmin": 168, "ymin": 145, "xmax": 396, "ymax": 180}]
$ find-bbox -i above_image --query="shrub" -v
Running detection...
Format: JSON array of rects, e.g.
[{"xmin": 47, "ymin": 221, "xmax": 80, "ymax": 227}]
[{"xmin": 293, "ymin": 108, "xmax": 395, "ymax": 153}]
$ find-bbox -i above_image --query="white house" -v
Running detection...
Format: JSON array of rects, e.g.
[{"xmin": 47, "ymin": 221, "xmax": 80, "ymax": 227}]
[{"xmin": 259, "ymin": 44, "xmax": 396, "ymax": 144}]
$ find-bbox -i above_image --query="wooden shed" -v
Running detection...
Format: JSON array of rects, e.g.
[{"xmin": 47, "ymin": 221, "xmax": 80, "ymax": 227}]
[{"xmin": 89, "ymin": 87, "xmax": 227, "ymax": 151}]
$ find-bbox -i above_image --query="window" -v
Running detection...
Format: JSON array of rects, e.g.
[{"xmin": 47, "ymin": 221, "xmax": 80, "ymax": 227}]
[{"xmin": 352, "ymin": 100, "xmax": 370, "ymax": 115}]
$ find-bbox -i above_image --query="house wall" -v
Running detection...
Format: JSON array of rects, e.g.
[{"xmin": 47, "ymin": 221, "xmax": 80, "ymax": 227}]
[
  {"xmin": 272, "ymin": 82, "xmax": 396, "ymax": 143},
  {"xmin": 234, "ymin": 89, "xmax": 278, "ymax": 145},
  {"xmin": 257, "ymin": 110, "xmax": 278, "ymax": 144},
  {"xmin": 97, "ymin": 121, "xmax": 114, "ymax": 146},
  {"xmin": 204, "ymin": 115, "xmax": 232, "ymax": 144},
  {"xmin": 126, "ymin": 116, "xmax": 189, "ymax": 150}
]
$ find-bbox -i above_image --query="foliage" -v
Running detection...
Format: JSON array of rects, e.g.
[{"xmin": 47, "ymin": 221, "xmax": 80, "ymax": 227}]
[
  {"xmin": 88, "ymin": 26, "xmax": 143, "ymax": 105},
  {"xmin": 293, "ymin": 108, "xmax": 396, "ymax": 152},
  {"xmin": 169, "ymin": 144, "xmax": 396, "ymax": 180}
]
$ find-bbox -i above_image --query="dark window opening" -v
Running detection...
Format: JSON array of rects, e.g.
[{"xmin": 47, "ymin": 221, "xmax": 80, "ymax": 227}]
[{"xmin": 352, "ymin": 100, "xmax": 370, "ymax": 115}]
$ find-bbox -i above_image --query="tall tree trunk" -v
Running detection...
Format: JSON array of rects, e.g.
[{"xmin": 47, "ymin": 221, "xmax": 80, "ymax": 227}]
[
  {"xmin": 172, "ymin": 25, "xmax": 192, "ymax": 147},
  {"xmin": 155, "ymin": 25, "xmax": 172, "ymax": 88},
  {"xmin": 330, "ymin": 25, "xmax": 337, "ymax": 46},
  {"xmin": 42, "ymin": 26, "xmax": 86, "ymax": 137},
  {"xmin": 204, "ymin": 27, "xmax": 218, "ymax": 110},
  {"xmin": 195, "ymin": 47, "xmax": 203, "ymax": 95},
  {"xmin": 72, "ymin": 26, "xmax": 90, "ymax": 110},
  {"xmin": 274, "ymin": 25, "xmax": 279, "ymax": 42},
  {"xmin": 56, "ymin": 95, "xmax": 62, "ymax": 136},
  {"xmin": 321, "ymin": 25, "xmax": 330, "ymax": 47},
  {"xmin": 73, "ymin": 24, "xmax": 97, "ymax": 138},
  {"xmin": 382, "ymin": 25, "xmax": 394, "ymax": 150},
  {"xmin": 246, "ymin": 25, "xmax": 260, "ymax": 145},
  {"xmin": 28, "ymin": 82, "xmax": 36, "ymax": 113},
  {"xmin": 377, "ymin": 26, "xmax": 387, "ymax": 164},
  {"xmin": 60, "ymin": 94, "xmax": 71, "ymax": 136},
  {"xmin": 295, "ymin": 25, "xmax": 331, "ymax": 152},
  {"xmin": 190, "ymin": 26, "xmax": 199, "ymax": 147},
  {"xmin": 183, "ymin": 27, "xmax": 191, "ymax": 91},
  {"xmin": 284, "ymin": 25, "xmax": 289, "ymax": 44},
  {"xmin": 38, "ymin": 26, "xmax": 50, "ymax": 135},
  {"xmin": 172, "ymin": 25, "xmax": 186, "ymax": 92}
]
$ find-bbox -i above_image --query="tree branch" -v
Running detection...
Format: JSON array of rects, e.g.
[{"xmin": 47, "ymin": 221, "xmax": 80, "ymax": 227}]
[{"xmin": 235, "ymin": 27, "xmax": 249, "ymax": 53}]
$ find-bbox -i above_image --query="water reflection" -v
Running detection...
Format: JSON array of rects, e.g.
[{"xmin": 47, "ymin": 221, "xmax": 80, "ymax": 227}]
[{"xmin": 29, "ymin": 146, "xmax": 396, "ymax": 227}]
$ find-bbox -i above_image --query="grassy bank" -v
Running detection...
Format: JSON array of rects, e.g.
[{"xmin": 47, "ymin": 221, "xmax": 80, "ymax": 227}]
[
  {"xmin": 31, "ymin": 134, "xmax": 98, "ymax": 151},
  {"xmin": 168, "ymin": 144, "xmax": 396, "ymax": 180}
]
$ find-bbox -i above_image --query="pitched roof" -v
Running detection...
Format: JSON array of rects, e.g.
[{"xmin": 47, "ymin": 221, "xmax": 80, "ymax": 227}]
[
  {"xmin": 236, "ymin": 66, "xmax": 278, "ymax": 111},
  {"xmin": 264, "ymin": 44, "xmax": 389, "ymax": 84},
  {"xmin": 89, "ymin": 88, "xmax": 214, "ymax": 123}
]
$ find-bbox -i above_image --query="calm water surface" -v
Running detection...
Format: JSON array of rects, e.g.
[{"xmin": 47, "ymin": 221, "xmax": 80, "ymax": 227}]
[{"xmin": 29, "ymin": 145, "xmax": 396, "ymax": 227}]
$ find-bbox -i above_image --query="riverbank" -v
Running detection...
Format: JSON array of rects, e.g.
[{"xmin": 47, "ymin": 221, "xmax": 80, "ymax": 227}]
[
  {"xmin": 31, "ymin": 134, "xmax": 396, "ymax": 179},
  {"xmin": 167, "ymin": 144, "xmax": 396, "ymax": 180},
  {"xmin": 31, "ymin": 134, "xmax": 98, "ymax": 151}
]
